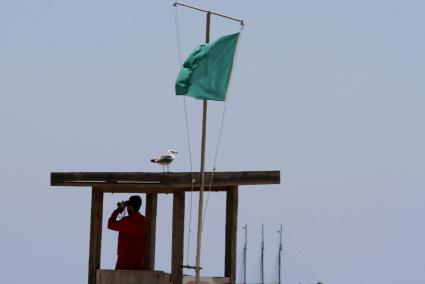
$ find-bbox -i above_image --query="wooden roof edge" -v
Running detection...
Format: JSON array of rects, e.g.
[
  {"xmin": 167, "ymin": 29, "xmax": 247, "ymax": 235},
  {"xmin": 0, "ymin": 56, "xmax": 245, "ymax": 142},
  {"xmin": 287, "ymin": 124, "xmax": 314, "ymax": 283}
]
[
  {"xmin": 50, "ymin": 170, "xmax": 280, "ymax": 175},
  {"xmin": 50, "ymin": 170, "xmax": 281, "ymax": 188},
  {"xmin": 50, "ymin": 184, "xmax": 279, "ymax": 193}
]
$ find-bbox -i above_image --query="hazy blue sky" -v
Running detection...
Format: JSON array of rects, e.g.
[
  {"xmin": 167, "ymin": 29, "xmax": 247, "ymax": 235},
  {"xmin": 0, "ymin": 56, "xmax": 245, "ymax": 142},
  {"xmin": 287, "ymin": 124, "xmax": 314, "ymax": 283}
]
[{"xmin": 1, "ymin": 1, "xmax": 424, "ymax": 283}]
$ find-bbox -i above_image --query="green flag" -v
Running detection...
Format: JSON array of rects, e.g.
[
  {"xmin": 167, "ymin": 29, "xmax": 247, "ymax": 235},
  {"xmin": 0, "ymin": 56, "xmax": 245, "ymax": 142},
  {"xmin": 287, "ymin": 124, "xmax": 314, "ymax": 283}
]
[{"xmin": 175, "ymin": 32, "xmax": 240, "ymax": 101}]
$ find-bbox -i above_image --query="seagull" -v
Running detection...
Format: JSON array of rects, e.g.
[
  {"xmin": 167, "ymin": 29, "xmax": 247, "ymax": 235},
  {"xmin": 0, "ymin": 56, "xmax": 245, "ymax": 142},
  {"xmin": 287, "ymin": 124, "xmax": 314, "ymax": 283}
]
[{"xmin": 150, "ymin": 149, "xmax": 178, "ymax": 172}]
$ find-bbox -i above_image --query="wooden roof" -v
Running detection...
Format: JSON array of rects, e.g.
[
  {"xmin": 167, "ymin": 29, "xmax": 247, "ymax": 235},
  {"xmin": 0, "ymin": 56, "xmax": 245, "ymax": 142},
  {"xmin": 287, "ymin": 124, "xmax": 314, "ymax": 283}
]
[{"xmin": 51, "ymin": 171, "xmax": 280, "ymax": 193}]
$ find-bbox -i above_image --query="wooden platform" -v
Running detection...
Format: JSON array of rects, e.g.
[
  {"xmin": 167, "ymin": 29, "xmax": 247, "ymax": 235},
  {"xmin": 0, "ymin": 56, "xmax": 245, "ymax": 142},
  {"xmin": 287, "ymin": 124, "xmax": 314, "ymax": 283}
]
[{"xmin": 50, "ymin": 170, "xmax": 281, "ymax": 284}]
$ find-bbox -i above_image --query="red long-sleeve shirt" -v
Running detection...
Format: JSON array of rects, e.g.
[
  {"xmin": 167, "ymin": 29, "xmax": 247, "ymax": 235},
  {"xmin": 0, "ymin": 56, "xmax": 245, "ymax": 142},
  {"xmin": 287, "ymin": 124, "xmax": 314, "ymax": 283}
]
[{"xmin": 108, "ymin": 208, "xmax": 147, "ymax": 270}]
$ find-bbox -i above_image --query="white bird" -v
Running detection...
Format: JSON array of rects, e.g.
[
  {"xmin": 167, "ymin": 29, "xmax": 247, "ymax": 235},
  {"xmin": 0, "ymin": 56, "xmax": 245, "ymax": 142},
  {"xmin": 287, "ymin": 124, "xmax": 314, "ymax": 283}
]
[{"xmin": 150, "ymin": 149, "xmax": 178, "ymax": 172}]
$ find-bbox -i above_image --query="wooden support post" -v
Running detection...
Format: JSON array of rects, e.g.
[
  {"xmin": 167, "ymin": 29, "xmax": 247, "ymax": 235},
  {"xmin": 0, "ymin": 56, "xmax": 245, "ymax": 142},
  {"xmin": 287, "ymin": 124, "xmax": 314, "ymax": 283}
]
[
  {"xmin": 88, "ymin": 187, "xmax": 104, "ymax": 284},
  {"xmin": 145, "ymin": 193, "xmax": 158, "ymax": 270},
  {"xmin": 225, "ymin": 186, "xmax": 238, "ymax": 284},
  {"xmin": 171, "ymin": 192, "xmax": 185, "ymax": 284}
]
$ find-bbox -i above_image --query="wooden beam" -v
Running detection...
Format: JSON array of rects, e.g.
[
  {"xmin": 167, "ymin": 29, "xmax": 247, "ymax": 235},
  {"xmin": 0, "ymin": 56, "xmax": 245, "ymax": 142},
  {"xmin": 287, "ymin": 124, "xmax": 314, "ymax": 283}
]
[
  {"xmin": 171, "ymin": 192, "xmax": 185, "ymax": 284},
  {"xmin": 53, "ymin": 185, "xmax": 239, "ymax": 193},
  {"xmin": 51, "ymin": 171, "xmax": 281, "ymax": 188},
  {"xmin": 144, "ymin": 193, "xmax": 157, "ymax": 270},
  {"xmin": 88, "ymin": 187, "xmax": 103, "ymax": 284},
  {"xmin": 225, "ymin": 186, "xmax": 238, "ymax": 284},
  {"xmin": 96, "ymin": 269, "xmax": 170, "ymax": 284}
]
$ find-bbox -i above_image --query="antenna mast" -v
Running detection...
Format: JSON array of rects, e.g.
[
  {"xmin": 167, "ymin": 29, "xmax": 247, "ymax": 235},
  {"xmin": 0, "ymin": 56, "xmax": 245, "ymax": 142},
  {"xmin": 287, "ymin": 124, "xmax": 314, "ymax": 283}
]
[
  {"xmin": 243, "ymin": 224, "xmax": 248, "ymax": 284},
  {"xmin": 261, "ymin": 224, "xmax": 265, "ymax": 284},
  {"xmin": 278, "ymin": 224, "xmax": 283, "ymax": 284}
]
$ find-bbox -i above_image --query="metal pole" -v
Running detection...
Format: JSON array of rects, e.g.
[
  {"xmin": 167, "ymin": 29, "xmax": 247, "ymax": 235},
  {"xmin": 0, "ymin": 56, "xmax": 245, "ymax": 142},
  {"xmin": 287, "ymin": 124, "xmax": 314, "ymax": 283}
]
[
  {"xmin": 173, "ymin": 2, "xmax": 244, "ymax": 25},
  {"xmin": 195, "ymin": 11, "xmax": 211, "ymax": 284},
  {"xmin": 261, "ymin": 224, "xmax": 264, "ymax": 284},
  {"xmin": 243, "ymin": 225, "xmax": 248, "ymax": 284},
  {"xmin": 278, "ymin": 224, "xmax": 283, "ymax": 284}
]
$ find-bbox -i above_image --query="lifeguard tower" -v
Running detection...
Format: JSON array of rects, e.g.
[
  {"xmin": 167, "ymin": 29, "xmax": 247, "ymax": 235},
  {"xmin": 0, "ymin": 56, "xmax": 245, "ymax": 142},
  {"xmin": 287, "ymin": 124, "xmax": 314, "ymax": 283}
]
[{"xmin": 51, "ymin": 170, "xmax": 280, "ymax": 284}]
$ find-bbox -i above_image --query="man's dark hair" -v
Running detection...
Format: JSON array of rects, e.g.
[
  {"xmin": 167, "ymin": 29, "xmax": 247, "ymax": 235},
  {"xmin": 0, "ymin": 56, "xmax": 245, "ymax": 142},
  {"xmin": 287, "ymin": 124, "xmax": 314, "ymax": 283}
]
[{"xmin": 128, "ymin": 195, "xmax": 142, "ymax": 212}]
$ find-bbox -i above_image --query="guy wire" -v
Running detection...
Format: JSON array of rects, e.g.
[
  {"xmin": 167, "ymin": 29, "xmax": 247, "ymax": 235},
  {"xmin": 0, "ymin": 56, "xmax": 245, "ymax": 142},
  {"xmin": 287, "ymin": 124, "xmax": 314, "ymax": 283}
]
[
  {"xmin": 173, "ymin": 4, "xmax": 195, "ymax": 266},
  {"xmin": 202, "ymin": 24, "xmax": 244, "ymax": 230}
]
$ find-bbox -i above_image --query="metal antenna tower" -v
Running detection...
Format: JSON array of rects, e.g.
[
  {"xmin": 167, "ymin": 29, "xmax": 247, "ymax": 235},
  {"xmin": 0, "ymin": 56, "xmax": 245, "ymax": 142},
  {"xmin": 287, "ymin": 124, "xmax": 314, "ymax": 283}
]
[
  {"xmin": 278, "ymin": 224, "xmax": 283, "ymax": 284},
  {"xmin": 261, "ymin": 224, "xmax": 265, "ymax": 284},
  {"xmin": 243, "ymin": 224, "xmax": 248, "ymax": 284}
]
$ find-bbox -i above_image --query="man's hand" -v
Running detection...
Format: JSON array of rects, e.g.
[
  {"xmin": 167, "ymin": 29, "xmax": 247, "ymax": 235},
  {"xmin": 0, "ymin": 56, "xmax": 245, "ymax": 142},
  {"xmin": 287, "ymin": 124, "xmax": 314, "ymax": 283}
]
[{"xmin": 117, "ymin": 201, "xmax": 127, "ymax": 213}]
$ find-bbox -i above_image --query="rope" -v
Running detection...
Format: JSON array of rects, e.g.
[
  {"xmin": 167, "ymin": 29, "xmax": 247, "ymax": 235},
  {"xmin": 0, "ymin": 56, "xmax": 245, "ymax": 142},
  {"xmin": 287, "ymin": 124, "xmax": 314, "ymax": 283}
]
[
  {"xmin": 173, "ymin": 4, "xmax": 196, "ymax": 266},
  {"xmin": 202, "ymin": 25, "xmax": 244, "ymax": 229}
]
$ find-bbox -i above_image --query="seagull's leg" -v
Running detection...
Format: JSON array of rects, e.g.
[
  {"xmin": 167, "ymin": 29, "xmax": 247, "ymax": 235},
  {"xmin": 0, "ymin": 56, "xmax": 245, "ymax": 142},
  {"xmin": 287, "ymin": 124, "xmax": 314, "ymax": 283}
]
[{"xmin": 167, "ymin": 165, "xmax": 170, "ymax": 172}]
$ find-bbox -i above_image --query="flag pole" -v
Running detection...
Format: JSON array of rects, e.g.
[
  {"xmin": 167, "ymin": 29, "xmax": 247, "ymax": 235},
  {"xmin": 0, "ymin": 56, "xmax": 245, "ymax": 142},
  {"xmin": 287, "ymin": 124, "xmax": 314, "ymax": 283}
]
[
  {"xmin": 195, "ymin": 11, "xmax": 211, "ymax": 284},
  {"xmin": 173, "ymin": 3, "xmax": 243, "ymax": 283}
]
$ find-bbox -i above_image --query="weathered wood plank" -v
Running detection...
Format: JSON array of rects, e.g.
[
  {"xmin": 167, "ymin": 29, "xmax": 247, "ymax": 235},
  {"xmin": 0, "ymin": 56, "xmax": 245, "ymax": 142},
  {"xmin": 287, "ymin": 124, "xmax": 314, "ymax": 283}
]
[
  {"xmin": 225, "ymin": 186, "xmax": 238, "ymax": 284},
  {"xmin": 171, "ymin": 192, "xmax": 185, "ymax": 284},
  {"xmin": 53, "ymin": 184, "xmax": 238, "ymax": 193},
  {"xmin": 182, "ymin": 276, "xmax": 230, "ymax": 283},
  {"xmin": 96, "ymin": 269, "xmax": 170, "ymax": 284},
  {"xmin": 88, "ymin": 188, "xmax": 104, "ymax": 284},
  {"xmin": 51, "ymin": 171, "xmax": 281, "ymax": 188},
  {"xmin": 144, "ymin": 193, "xmax": 157, "ymax": 271}
]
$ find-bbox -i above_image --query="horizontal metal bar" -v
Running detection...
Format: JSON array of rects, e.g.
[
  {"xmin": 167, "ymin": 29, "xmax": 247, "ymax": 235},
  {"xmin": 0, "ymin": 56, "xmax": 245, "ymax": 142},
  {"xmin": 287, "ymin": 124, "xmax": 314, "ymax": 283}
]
[{"xmin": 173, "ymin": 2, "xmax": 244, "ymax": 25}]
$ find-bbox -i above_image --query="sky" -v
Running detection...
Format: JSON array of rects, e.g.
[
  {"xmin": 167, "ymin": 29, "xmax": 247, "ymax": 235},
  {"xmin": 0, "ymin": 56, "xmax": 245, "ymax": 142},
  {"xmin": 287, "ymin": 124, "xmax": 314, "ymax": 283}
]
[{"xmin": 1, "ymin": 0, "xmax": 424, "ymax": 283}]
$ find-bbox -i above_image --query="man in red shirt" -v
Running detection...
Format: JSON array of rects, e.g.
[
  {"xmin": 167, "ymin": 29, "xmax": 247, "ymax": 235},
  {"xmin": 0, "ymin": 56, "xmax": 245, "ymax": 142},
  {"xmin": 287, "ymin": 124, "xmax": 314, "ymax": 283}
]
[{"xmin": 108, "ymin": 195, "xmax": 147, "ymax": 270}]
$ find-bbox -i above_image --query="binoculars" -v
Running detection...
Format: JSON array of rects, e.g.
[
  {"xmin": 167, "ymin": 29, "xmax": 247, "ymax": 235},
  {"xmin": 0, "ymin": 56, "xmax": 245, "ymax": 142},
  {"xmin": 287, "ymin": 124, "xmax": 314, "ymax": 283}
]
[{"xmin": 117, "ymin": 200, "xmax": 129, "ymax": 210}]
